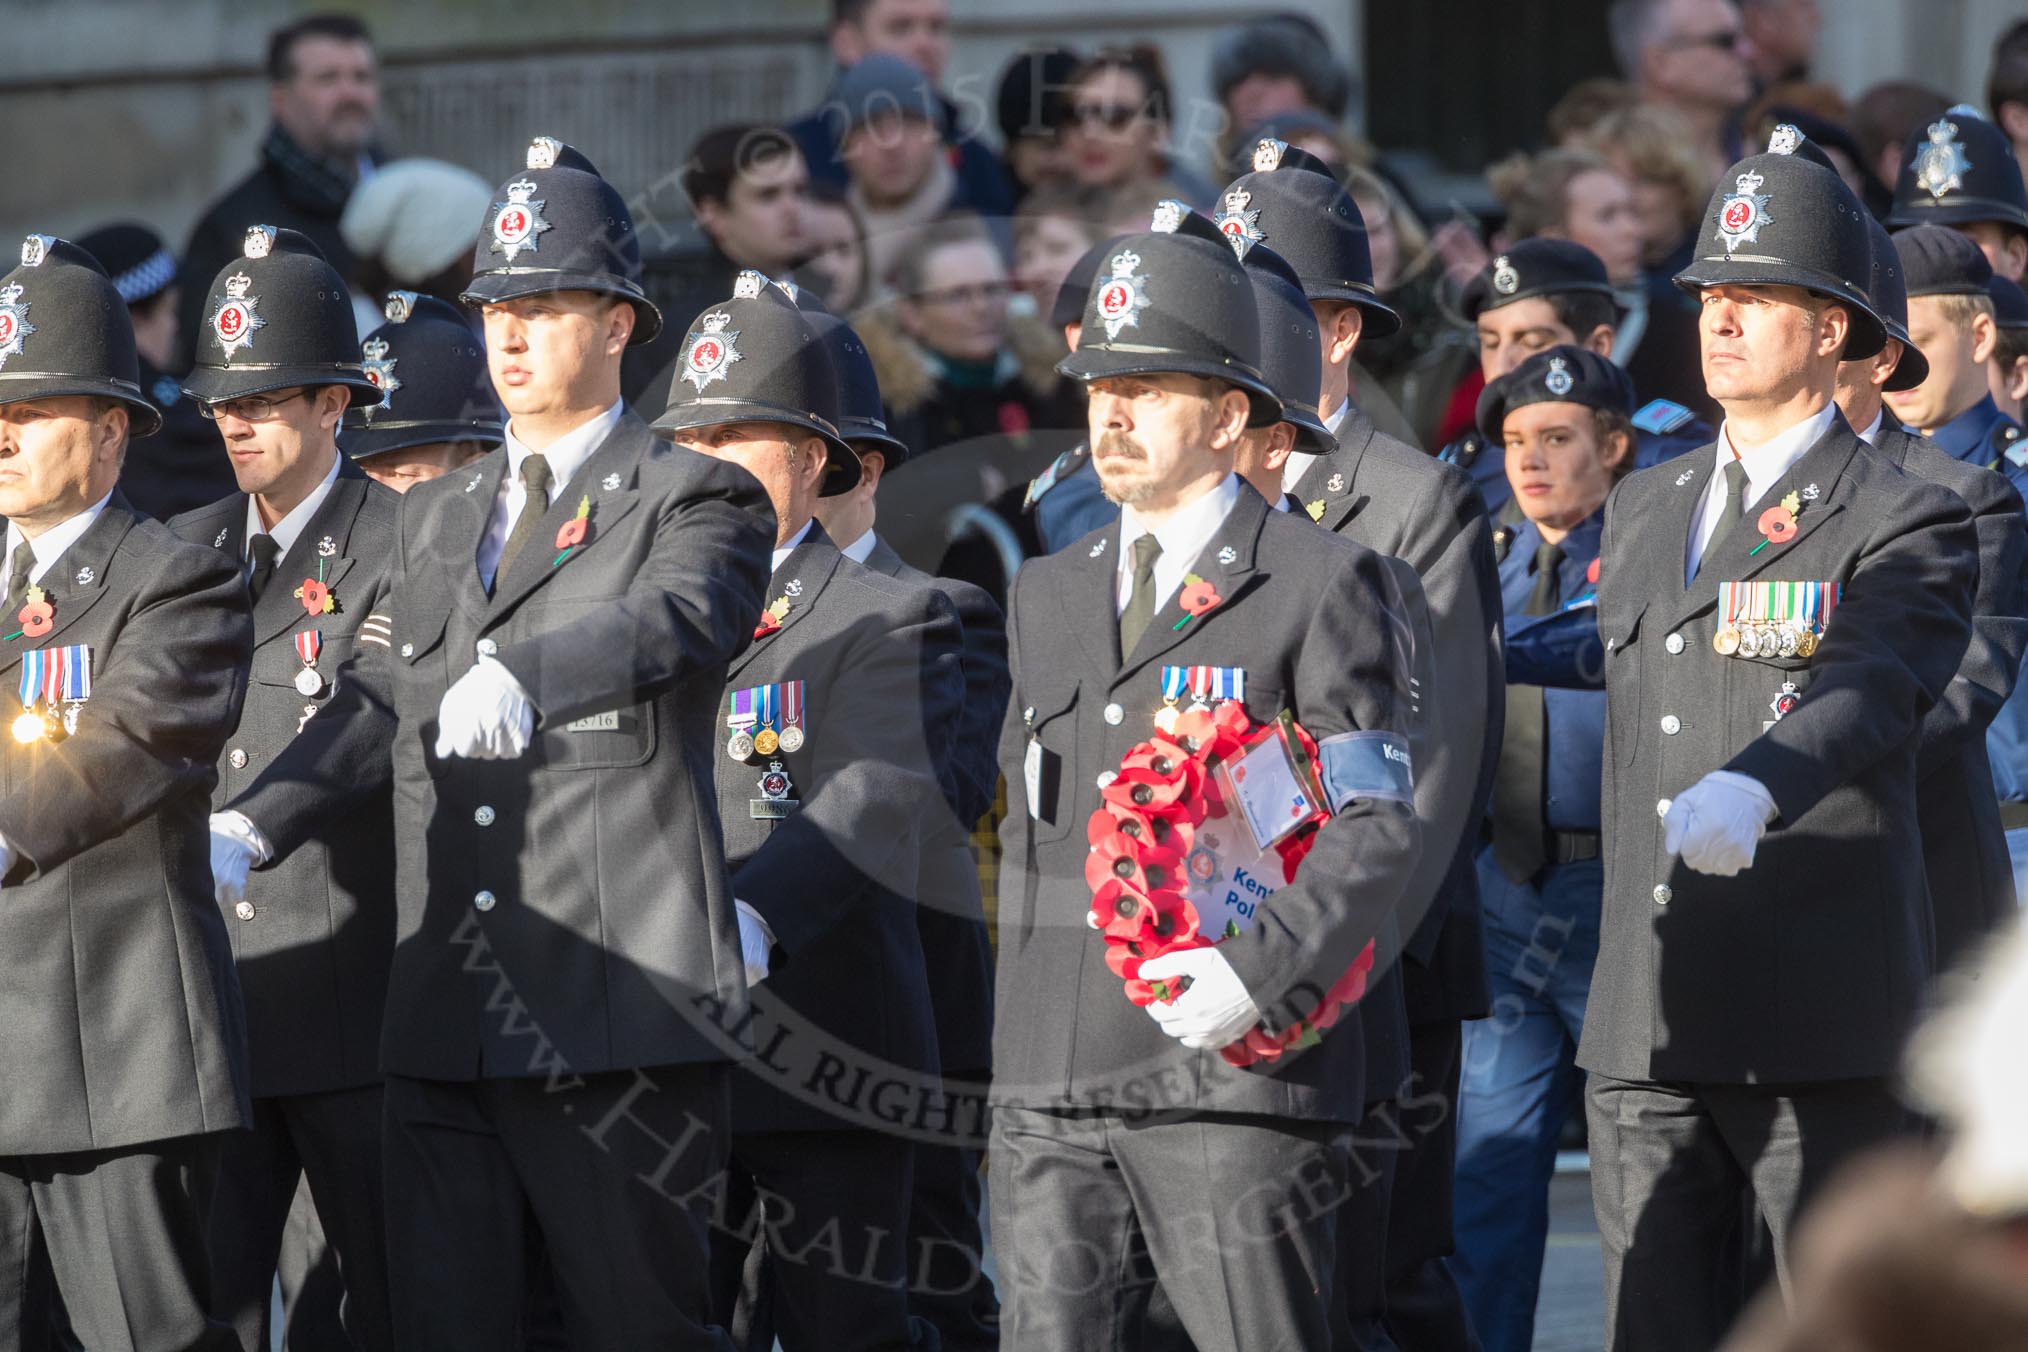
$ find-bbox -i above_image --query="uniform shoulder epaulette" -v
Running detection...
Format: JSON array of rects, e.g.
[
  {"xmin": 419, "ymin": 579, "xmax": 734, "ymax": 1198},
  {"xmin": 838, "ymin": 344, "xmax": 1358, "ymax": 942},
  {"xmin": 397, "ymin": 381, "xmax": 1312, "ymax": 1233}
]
[
  {"xmin": 1632, "ymin": 398, "xmax": 1695, "ymax": 435},
  {"xmin": 2000, "ymin": 421, "xmax": 2028, "ymax": 470},
  {"xmin": 1439, "ymin": 432, "xmax": 1484, "ymax": 471},
  {"xmin": 1491, "ymin": 523, "xmax": 1515, "ymax": 565},
  {"xmin": 1023, "ymin": 443, "xmax": 1089, "ymax": 512}
]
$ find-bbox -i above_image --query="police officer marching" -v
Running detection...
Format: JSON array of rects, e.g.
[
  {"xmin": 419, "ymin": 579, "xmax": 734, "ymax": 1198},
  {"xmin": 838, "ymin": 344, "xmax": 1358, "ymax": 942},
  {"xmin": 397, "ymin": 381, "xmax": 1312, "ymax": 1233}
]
[
  {"xmin": 991, "ymin": 206, "xmax": 1424, "ymax": 1351},
  {"xmin": 170, "ymin": 224, "xmax": 399, "ymax": 1352},
  {"xmin": 1581, "ymin": 135, "xmax": 1981, "ymax": 1350},
  {"xmin": 656, "ymin": 270, "xmax": 966, "ymax": 1350},
  {"xmin": 208, "ymin": 135, "xmax": 778, "ymax": 1350},
  {"xmin": 0, "ymin": 233, "xmax": 253, "ymax": 1350},
  {"xmin": 341, "ymin": 289, "xmax": 505, "ymax": 492}
]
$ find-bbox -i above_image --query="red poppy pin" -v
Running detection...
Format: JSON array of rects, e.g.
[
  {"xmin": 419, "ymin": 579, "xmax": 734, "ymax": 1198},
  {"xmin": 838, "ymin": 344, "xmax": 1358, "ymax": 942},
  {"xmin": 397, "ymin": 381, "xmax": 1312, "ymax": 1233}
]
[
  {"xmin": 1171, "ymin": 573, "xmax": 1222, "ymax": 630},
  {"xmin": 293, "ymin": 577, "xmax": 334, "ymax": 617},
  {"xmin": 14, "ymin": 586, "xmax": 52, "ymax": 639},
  {"xmin": 753, "ymin": 596, "xmax": 790, "ymax": 640},
  {"xmin": 553, "ymin": 495, "xmax": 592, "ymax": 565},
  {"xmin": 1750, "ymin": 490, "xmax": 1804, "ymax": 556}
]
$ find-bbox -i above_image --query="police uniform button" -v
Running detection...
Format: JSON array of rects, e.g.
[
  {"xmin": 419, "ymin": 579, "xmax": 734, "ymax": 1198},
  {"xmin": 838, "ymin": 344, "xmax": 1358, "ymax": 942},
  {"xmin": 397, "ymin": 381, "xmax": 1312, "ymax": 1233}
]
[
  {"xmin": 1096, "ymin": 770, "xmax": 1118, "ymax": 789},
  {"xmin": 400, "ymin": 643, "xmax": 414, "ymax": 658},
  {"xmin": 234, "ymin": 900, "xmax": 256, "ymax": 922},
  {"xmin": 1022, "ymin": 706, "xmax": 1035, "ymax": 723},
  {"xmin": 476, "ymin": 638, "xmax": 499, "ymax": 657},
  {"xmin": 228, "ymin": 749, "xmax": 248, "ymax": 769},
  {"xmin": 474, "ymin": 806, "xmax": 496, "ymax": 827},
  {"xmin": 1652, "ymin": 884, "xmax": 1672, "ymax": 905},
  {"xmin": 1657, "ymin": 798, "xmax": 1672, "ymax": 818},
  {"xmin": 1665, "ymin": 633, "xmax": 1685, "ymax": 655},
  {"xmin": 1660, "ymin": 715, "xmax": 1681, "ymax": 735},
  {"xmin": 1103, "ymin": 702, "xmax": 1124, "ymax": 726},
  {"xmin": 474, "ymin": 890, "xmax": 497, "ymax": 912},
  {"xmin": 1606, "ymin": 638, "xmax": 1616, "ymax": 652}
]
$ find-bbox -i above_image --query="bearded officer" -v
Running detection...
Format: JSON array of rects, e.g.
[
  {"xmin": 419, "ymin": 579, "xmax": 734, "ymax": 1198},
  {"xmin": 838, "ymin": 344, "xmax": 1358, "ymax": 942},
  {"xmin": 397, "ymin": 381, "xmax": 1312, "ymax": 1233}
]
[
  {"xmin": 992, "ymin": 215, "xmax": 1422, "ymax": 1351},
  {"xmin": 656, "ymin": 272, "xmax": 963, "ymax": 1351},
  {"xmin": 1217, "ymin": 138, "xmax": 1499, "ymax": 1348},
  {"xmin": 1582, "ymin": 140, "xmax": 1979, "ymax": 1349},
  {"xmin": 340, "ymin": 289, "xmax": 504, "ymax": 492},
  {"xmin": 168, "ymin": 225, "xmax": 396, "ymax": 1352},
  {"xmin": 206, "ymin": 136, "xmax": 775, "ymax": 1351},
  {"xmin": 1834, "ymin": 212, "xmax": 2028, "ymax": 973},
  {"xmin": 0, "ymin": 234, "xmax": 250, "ymax": 1350},
  {"xmin": 804, "ymin": 296, "xmax": 1009, "ymax": 1351}
]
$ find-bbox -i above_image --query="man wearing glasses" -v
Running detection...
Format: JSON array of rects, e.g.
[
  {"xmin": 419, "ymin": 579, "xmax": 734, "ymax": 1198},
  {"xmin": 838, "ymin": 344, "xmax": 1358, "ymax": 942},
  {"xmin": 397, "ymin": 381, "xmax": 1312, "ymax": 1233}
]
[
  {"xmin": 1610, "ymin": 0, "xmax": 1758, "ymax": 185},
  {"xmin": 172, "ymin": 223, "xmax": 400, "ymax": 1352}
]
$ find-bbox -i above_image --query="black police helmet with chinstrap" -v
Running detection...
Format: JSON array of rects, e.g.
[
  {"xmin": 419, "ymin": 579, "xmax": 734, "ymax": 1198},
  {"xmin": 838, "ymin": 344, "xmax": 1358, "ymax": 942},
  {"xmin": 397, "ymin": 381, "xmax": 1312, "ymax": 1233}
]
[
  {"xmin": 182, "ymin": 225, "xmax": 383, "ymax": 409},
  {"xmin": 1461, "ymin": 238, "xmax": 1616, "ymax": 322},
  {"xmin": 340, "ymin": 291, "xmax": 505, "ymax": 462},
  {"xmin": 1675, "ymin": 146, "xmax": 1886, "ymax": 359},
  {"xmin": 1052, "ymin": 233, "xmax": 1127, "ymax": 331},
  {"xmin": 461, "ymin": 136, "xmax": 664, "ymax": 347},
  {"xmin": 1223, "ymin": 226, "xmax": 1332, "ymax": 454},
  {"xmin": 1058, "ymin": 219, "xmax": 1283, "ymax": 429},
  {"xmin": 652, "ymin": 271, "xmax": 862, "ymax": 497},
  {"xmin": 0, "ymin": 234, "xmax": 162, "ymax": 436},
  {"xmin": 1475, "ymin": 344, "xmax": 1634, "ymax": 443},
  {"xmin": 787, "ymin": 283, "xmax": 910, "ymax": 466},
  {"xmin": 1887, "ymin": 104, "xmax": 2028, "ymax": 237},
  {"xmin": 1215, "ymin": 137, "xmax": 1402, "ymax": 338},
  {"xmin": 1863, "ymin": 218, "xmax": 1930, "ymax": 393}
]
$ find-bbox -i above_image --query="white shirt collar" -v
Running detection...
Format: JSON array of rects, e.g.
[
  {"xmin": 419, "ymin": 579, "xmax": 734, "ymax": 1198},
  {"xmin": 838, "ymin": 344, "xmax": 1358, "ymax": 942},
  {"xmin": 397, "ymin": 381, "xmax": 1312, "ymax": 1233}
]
[
  {"xmin": 1685, "ymin": 402, "xmax": 1837, "ymax": 582},
  {"xmin": 1117, "ymin": 473, "xmax": 1242, "ymax": 616},
  {"xmin": 5, "ymin": 490, "xmax": 116, "ymax": 586},
  {"xmin": 1281, "ymin": 449, "xmax": 1322, "ymax": 496},
  {"xmin": 1322, "ymin": 399, "xmax": 1350, "ymax": 433},
  {"xmin": 837, "ymin": 527, "xmax": 877, "ymax": 564},
  {"xmin": 244, "ymin": 452, "xmax": 341, "ymax": 560},
  {"xmin": 503, "ymin": 401, "xmax": 624, "ymax": 500},
  {"xmin": 771, "ymin": 517, "xmax": 816, "ymax": 574},
  {"xmin": 1856, "ymin": 408, "xmax": 1884, "ymax": 446}
]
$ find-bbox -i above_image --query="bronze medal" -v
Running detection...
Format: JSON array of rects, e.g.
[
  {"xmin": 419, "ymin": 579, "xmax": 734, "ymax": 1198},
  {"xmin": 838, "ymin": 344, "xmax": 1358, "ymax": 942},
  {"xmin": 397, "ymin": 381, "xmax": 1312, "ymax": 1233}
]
[
  {"xmin": 753, "ymin": 728, "xmax": 780, "ymax": 757},
  {"xmin": 1713, "ymin": 626, "xmax": 1741, "ymax": 655},
  {"xmin": 1796, "ymin": 629, "xmax": 1817, "ymax": 658}
]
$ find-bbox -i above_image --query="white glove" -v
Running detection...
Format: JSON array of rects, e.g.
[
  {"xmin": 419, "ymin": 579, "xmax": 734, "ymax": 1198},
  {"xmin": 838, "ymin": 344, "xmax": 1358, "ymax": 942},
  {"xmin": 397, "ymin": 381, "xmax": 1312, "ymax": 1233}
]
[
  {"xmin": 1663, "ymin": 770, "xmax": 1778, "ymax": 876},
  {"xmin": 209, "ymin": 811, "xmax": 274, "ymax": 913},
  {"xmin": 433, "ymin": 655, "xmax": 535, "ymax": 761},
  {"xmin": 735, "ymin": 899, "xmax": 775, "ymax": 986},
  {"xmin": 1138, "ymin": 947, "xmax": 1264, "ymax": 1050}
]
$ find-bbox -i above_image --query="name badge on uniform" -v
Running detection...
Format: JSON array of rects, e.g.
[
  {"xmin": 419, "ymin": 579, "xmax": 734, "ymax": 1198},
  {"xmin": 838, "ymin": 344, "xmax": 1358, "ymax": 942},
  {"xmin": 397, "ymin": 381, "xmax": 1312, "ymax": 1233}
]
[
  {"xmin": 1024, "ymin": 737, "xmax": 1062, "ymax": 823},
  {"xmin": 1712, "ymin": 581, "xmax": 1841, "ymax": 658},
  {"xmin": 1155, "ymin": 664, "xmax": 1245, "ymax": 733},
  {"xmin": 13, "ymin": 643, "xmax": 90, "ymax": 742},
  {"xmin": 562, "ymin": 710, "xmax": 620, "ymax": 732},
  {"xmin": 752, "ymin": 760, "xmax": 797, "ymax": 819}
]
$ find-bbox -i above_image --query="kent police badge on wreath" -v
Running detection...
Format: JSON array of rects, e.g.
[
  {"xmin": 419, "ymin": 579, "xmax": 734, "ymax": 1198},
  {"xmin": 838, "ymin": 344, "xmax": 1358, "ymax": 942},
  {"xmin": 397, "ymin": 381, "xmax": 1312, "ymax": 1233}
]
[
  {"xmin": 489, "ymin": 178, "xmax": 553, "ymax": 262},
  {"xmin": 1717, "ymin": 169, "xmax": 1773, "ymax": 255},
  {"xmin": 1095, "ymin": 249, "xmax": 1151, "ymax": 340}
]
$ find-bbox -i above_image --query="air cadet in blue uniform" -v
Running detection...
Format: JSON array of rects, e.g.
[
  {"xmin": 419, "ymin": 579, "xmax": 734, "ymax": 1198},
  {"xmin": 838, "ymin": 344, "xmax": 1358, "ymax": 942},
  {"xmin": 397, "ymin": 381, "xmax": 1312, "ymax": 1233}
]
[
  {"xmin": 1441, "ymin": 239, "xmax": 1711, "ymax": 516},
  {"xmin": 1883, "ymin": 226, "xmax": 2028, "ymax": 481},
  {"xmin": 1448, "ymin": 346, "xmax": 1635, "ymax": 1352}
]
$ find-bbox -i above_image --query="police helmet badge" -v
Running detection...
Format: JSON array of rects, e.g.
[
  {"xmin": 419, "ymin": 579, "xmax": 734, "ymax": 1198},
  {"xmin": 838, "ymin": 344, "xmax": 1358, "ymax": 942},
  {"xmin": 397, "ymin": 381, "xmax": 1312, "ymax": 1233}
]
[
  {"xmin": 0, "ymin": 281, "xmax": 33, "ymax": 371},
  {"xmin": 1767, "ymin": 123, "xmax": 1801, "ymax": 156},
  {"xmin": 526, "ymin": 136, "xmax": 563, "ymax": 171},
  {"xmin": 1492, "ymin": 255, "xmax": 1520, "ymax": 295},
  {"xmin": 489, "ymin": 180, "xmax": 553, "ymax": 262},
  {"xmin": 681, "ymin": 310, "xmax": 742, "ymax": 392},
  {"xmin": 1095, "ymin": 249, "xmax": 1152, "ymax": 341},
  {"xmin": 242, "ymin": 225, "xmax": 276, "ymax": 260},
  {"xmin": 1251, "ymin": 138, "xmax": 1288, "ymax": 173},
  {"xmin": 733, "ymin": 270, "xmax": 766, "ymax": 301},
  {"xmin": 19, "ymin": 235, "xmax": 52, "ymax": 269},
  {"xmin": 1716, "ymin": 169, "xmax": 1773, "ymax": 255},
  {"xmin": 359, "ymin": 336, "xmax": 400, "ymax": 420},
  {"xmin": 383, "ymin": 290, "xmax": 418, "ymax": 325},
  {"xmin": 210, "ymin": 272, "xmax": 266, "ymax": 358},
  {"xmin": 1214, "ymin": 186, "xmax": 1265, "ymax": 257},
  {"xmin": 1914, "ymin": 109, "xmax": 1974, "ymax": 199},
  {"xmin": 1545, "ymin": 355, "xmax": 1573, "ymax": 396},
  {"xmin": 1150, "ymin": 199, "xmax": 1188, "ymax": 234}
]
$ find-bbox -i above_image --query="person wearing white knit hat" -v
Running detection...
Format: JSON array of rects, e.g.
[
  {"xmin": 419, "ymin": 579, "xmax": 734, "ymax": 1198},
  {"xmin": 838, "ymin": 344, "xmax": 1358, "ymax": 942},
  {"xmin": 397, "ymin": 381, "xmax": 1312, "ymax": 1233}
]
[{"xmin": 339, "ymin": 157, "xmax": 491, "ymax": 329}]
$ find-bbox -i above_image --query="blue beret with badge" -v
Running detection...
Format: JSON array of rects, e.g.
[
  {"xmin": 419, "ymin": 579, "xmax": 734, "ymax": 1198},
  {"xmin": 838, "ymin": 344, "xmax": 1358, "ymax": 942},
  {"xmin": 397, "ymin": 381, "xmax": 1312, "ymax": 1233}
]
[
  {"xmin": 1460, "ymin": 238, "xmax": 1615, "ymax": 322},
  {"xmin": 1475, "ymin": 344, "xmax": 1634, "ymax": 442}
]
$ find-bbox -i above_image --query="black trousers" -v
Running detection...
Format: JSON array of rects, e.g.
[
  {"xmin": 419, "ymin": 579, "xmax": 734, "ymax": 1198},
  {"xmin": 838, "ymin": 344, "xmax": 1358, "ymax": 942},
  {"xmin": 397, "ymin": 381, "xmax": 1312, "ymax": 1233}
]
[
  {"xmin": 1378, "ymin": 1020, "xmax": 1478, "ymax": 1352},
  {"xmin": 905, "ymin": 1068, "xmax": 997, "ymax": 1352},
  {"xmin": 991, "ymin": 1103, "xmax": 1355, "ymax": 1352},
  {"xmin": 382, "ymin": 1066, "xmax": 735, "ymax": 1352},
  {"xmin": 274, "ymin": 1174, "xmax": 347, "ymax": 1352},
  {"xmin": 0, "ymin": 1134, "xmax": 238, "ymax": 1352},
  {"xmin": 206, "ymin": 1086, "xmax": 391, "ymax": 1352},
  {"xmin": 707, "ymin": 1127, "xmax": 927, "ymax": 1352},
  {"xmin": 1585, "ymin": 1072, "xmax": 1912, "ymax": 1352}
]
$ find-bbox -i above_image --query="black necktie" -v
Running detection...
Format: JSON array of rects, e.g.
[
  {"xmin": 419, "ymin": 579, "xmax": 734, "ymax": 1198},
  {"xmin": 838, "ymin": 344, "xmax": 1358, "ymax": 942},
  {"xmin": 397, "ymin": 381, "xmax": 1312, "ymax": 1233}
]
[
  {"xmin": 246, "ymin": 533, "xmax": 282, "ymax": 604},
  {"xmin": 1491, "ymin": 539, "xmax": 1564, "ymax": 884},
  {"xmin": 1117, "ymin": 534, "xmax": 1164, "ymax": 658},
  {"xmin": 493, "ymin": 453, "xmax": 554, "ymax": 590},
  {"xmin": 1698, "ymin": 458, "xmax": 1750, "ymax": 574},
  {"xmin": 4, "ymin": 545, "xmax": 33, "ymax": 617}
]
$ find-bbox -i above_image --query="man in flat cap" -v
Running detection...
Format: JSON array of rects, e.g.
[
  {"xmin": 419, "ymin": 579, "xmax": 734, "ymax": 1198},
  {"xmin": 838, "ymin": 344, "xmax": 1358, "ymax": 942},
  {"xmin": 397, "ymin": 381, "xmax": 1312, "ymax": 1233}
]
[
  {"xmin": 208, "ymin": 137, "xmax": 776, "ymax": 1350},
  {"xmin": 0, "ymin": 232, "xmax": 253, "ymax": 1350}
]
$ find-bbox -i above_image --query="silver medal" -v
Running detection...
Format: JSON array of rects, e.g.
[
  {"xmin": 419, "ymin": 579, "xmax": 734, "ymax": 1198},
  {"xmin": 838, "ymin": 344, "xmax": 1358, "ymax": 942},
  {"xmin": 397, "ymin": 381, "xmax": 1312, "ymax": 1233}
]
[
  {"xmin": 294, "ymin": 666, "xmax": 324, "ymax": 697},
  {"xmin": 779, "ymin": 725, "xmax": 805, "ymax": 753},
  {"xmin": 727, "ymin": 729, "xmax": 755, "ymax": 760}
]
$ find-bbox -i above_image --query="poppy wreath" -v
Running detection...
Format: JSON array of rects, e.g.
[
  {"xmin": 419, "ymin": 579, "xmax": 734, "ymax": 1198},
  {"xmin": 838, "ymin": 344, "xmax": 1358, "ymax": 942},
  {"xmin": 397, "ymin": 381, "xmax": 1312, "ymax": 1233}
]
[{"xmin": 1083, "ymin": 699, "xmax": 1377, "ymax": 1068}]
